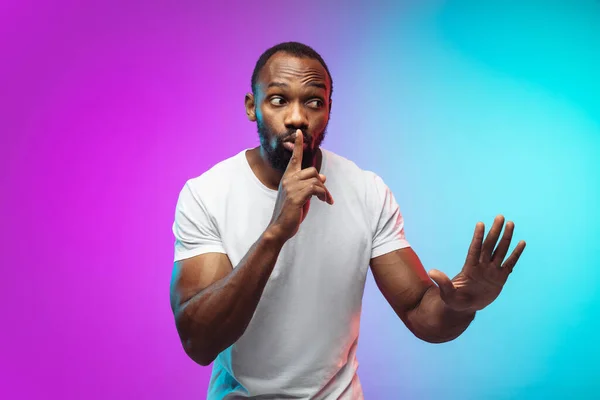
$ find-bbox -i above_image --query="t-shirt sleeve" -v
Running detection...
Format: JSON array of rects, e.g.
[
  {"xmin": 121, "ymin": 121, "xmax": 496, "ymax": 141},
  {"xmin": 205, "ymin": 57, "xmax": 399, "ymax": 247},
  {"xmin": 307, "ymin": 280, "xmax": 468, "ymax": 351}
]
[
  {"xmin": 369, "ymin": 173, "xmax": 411, "ymax": 259},
  {"xmin": 172, "ymin": 180, "xmax": 226, "ymax": 262}
]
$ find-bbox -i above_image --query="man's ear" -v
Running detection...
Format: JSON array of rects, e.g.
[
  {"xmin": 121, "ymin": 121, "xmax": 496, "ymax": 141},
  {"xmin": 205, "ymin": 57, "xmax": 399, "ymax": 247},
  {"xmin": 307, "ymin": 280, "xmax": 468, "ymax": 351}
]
[{"xmin": 245, "ymin": 93, "xmax": 257, "ymax": 122}]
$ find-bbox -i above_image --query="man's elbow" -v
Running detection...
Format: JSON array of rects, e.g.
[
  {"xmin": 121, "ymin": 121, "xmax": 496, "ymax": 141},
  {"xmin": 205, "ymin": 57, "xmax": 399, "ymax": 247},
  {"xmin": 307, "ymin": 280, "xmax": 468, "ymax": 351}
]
[
  {"xmin": 413, "ymin": 332, "xmax": 460, "ymax": 344},
  {"xmin": 181, "ymin": 338, "xmax": 216, "ymax": 366},
  {"xmin": 175, "ymin": 317, "xmax": 216, "ymax": 366},
  {"xmin": 404, "ymin": 313, "xmax": 464, "ymax": 344}
]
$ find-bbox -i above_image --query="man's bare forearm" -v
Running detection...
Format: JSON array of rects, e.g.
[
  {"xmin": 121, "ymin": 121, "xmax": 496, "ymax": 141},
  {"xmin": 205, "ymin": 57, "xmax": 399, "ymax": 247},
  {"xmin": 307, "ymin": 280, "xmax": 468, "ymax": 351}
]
[
  {"xmin": 175, "ymin": 228, "xmax": 285, "ymax": 365},
  {"xmin": 406, "ymin": 285, "xmax": 476, "ymax": 343}
]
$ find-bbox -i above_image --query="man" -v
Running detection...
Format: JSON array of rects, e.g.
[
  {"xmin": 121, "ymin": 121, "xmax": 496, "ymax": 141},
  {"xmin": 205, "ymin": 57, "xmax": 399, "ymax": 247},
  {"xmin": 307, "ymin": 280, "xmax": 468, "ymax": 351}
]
[{"xmin": 170, "ymin": 42, "xmax": 526, "ymax": 399}]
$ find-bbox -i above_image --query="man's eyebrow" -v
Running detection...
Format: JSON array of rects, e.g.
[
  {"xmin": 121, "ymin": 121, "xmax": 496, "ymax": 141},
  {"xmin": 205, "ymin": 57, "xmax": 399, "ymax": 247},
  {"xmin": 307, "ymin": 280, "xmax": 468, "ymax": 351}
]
[{"xmin": 307, "ymin": 82, "xmax": 327, "ymax": 90}]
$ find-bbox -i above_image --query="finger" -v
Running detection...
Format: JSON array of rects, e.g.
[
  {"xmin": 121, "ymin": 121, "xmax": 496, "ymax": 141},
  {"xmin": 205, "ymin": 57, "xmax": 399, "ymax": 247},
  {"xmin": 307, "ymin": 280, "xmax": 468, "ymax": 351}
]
[
  {"xmin": 464, "ymin": 222, "xmax": 485, "ymax": 267},
  {"xmin": 317, "ymin": 174, "xmax": 333, "ymax": 203},
  {"xmin": 296, "ymin": 168, "xmax": 327, "ymax": 185},
  {"xmin": 480, "ymin": 215, "xmax": 505, "ymax": 263},
  {"xmin": 289, "ymin": 178, "xmax": 327, "ymax": 204},
  {"xmin": 296, "ymin": 167, "xmax": 319, "ymax": 180},
  {"xmin": 314, "ymin": 179, "xmax": 334, "ymax": 205},
  {"xmin": 295, "ymin": 179, "xmax": 328, "ymax": 203},
  {"xmin": 501, "ymin": 240, "xmax": 526, "ymax": 274},
  {"xmin": 325, "ymin": 186, "xmax": 334, "ymax": 205},
  {"xmin": 312, "ymin": 178, "xmax": 333, "ymax": 204},
  {"xmin": 491, "ymin": 221, "xmax": 514, "ymax": 267},
  {"xmin": 284, "ymin": 129, "xmax": 304, "ymax": 174},
  {"xmin": 296, "ymin": 174, "xmax": 333, "ymax": 205},
  {"xmin": 428, "ymin": 269, "xmax": 456, "ymax": 298}
]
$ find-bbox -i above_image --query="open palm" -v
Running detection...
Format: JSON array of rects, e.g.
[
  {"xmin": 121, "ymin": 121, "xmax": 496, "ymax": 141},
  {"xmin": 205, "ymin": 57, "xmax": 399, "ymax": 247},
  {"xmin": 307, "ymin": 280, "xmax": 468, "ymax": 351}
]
[{"xmin": 429, "ymin": 215, "xmax": 526, "ymax": 312}]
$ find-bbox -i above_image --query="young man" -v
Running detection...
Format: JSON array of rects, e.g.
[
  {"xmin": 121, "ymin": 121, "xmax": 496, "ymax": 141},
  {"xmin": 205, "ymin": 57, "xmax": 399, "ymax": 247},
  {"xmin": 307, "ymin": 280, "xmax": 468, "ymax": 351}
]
[{"xmin": 170, "ymin": 42, "xmax": 526, "ymax": 399}]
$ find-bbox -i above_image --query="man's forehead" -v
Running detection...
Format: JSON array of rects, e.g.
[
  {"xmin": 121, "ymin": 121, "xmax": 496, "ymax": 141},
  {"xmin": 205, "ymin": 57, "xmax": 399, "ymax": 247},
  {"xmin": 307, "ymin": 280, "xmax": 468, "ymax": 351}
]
[{"xmin": 258, "ymin": 53, "xmax": 329, "ymax": 87}]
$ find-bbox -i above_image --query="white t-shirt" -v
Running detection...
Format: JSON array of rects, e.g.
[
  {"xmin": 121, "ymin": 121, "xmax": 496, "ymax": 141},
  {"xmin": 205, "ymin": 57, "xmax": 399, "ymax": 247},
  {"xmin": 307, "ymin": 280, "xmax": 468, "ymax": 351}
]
[{"xmin": 172, "ymin": 148, "xmax": 410, "ymax": 399}]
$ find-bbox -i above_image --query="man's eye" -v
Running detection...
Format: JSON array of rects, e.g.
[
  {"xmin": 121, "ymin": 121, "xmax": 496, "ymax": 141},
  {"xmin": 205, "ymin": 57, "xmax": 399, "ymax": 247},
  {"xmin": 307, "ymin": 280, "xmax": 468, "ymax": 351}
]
[
  {"xmin": 270, "ymin": 97, "xmax": 285, "ymax": 106},
  {"xmin": 307, "ymin": 99, "xmax": 323, "ymax": 109}
]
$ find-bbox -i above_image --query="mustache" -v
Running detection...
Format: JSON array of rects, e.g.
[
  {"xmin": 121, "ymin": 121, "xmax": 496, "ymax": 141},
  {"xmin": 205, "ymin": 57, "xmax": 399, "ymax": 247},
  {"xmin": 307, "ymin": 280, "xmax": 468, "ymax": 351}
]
[{"xmin": 280, "ymin": 129, "xmax": 311, "ymax": 144}]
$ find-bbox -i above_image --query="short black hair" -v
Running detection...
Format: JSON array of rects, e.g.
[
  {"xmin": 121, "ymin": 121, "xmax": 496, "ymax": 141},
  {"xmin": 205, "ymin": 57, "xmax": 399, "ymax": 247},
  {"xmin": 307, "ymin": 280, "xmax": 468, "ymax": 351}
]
[{"xmin": 251, "ymin": 41, "xmax": 333, "ymax": 99}]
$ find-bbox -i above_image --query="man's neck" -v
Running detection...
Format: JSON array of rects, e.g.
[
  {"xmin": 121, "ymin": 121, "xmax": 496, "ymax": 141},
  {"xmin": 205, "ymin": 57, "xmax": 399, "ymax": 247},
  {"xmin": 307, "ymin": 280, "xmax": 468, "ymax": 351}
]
[{"xmin": 246, "ymin": 147, "xmax": 322, "ymax": 191}]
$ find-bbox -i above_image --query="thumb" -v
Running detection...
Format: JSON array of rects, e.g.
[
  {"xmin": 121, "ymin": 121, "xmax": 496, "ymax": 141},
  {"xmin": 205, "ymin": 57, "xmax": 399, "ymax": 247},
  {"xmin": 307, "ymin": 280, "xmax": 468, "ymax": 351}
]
[{"xmin": 428, "ymin": 269, "xmax": 455, "ymax": 298}]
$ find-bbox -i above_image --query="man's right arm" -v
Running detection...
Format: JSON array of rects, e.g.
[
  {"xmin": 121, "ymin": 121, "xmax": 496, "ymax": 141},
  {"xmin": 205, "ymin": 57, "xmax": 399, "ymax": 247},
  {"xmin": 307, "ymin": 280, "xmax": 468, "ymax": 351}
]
[
  {"xmin": 170, "ymin": 226, "xmax": 286, "ymax": 366},
  {"xmin": 171, "ymin": 131, "xmax": 332, "ymax": 366}
]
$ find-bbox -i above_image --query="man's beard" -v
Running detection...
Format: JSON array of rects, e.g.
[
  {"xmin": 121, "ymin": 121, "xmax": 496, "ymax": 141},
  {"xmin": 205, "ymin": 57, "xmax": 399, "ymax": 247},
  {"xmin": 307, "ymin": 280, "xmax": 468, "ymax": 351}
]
[{"xmin": 257, "ymin": 120, "xmax": 327, "ymax": 172}]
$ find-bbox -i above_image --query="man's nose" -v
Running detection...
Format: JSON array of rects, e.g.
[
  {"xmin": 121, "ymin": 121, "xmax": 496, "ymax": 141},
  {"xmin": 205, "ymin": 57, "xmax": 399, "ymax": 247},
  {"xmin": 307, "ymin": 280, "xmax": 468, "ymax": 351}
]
[{"xmin": 284, "ymin": 102, "xmax": 309, "ymax": 129}]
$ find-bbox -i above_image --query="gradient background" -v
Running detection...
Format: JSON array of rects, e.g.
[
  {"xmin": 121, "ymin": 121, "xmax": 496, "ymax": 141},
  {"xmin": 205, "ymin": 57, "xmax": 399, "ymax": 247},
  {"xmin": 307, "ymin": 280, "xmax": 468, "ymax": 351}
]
[{"xmin": 2, "ymin": 0, "xmax": 599, "ymax": 399}]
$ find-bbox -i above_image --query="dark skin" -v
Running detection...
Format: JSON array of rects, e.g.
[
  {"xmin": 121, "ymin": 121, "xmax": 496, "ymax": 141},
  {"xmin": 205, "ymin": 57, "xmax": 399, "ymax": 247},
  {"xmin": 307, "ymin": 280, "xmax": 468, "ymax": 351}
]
[
  {"xmin": 169, "ymin": 52, "xmax": 527, "ymax": 366},
  {"xmin": 244, "ymin": 53, "xmax": 332, "ymax": 190}
]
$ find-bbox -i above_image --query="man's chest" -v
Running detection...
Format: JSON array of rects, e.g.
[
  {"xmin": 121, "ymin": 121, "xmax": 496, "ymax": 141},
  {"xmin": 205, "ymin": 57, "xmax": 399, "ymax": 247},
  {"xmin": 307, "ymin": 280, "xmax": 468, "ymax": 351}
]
[{"xmin": 217, "ymin": 195, "xmax": 373, "ymax": 274}]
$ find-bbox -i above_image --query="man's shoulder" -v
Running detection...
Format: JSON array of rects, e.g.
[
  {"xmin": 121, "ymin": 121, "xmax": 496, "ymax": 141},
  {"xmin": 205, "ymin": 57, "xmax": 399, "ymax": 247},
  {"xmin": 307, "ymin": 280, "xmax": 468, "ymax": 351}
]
[
  {"xmin": 177, "ymin": 149, "xmax": 247, "ymax": 209},
  {"xmin": 322, "ymin": 148, "xmax": 396, "ymax": 211},
  {"xmin": 323, "ymin": 148, "xmax": 381, "ymax": 185},
  {"xmin": 186, "ymin": 149, "xmax": 246, "ymax": 190}
]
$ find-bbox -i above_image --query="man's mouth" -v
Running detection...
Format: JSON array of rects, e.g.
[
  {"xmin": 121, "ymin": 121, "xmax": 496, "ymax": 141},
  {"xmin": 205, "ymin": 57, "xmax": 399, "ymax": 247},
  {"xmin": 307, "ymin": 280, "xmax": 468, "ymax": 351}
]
[{"xmin": 282, "ymin": 141, "xmax": 309, "ymax": 151}]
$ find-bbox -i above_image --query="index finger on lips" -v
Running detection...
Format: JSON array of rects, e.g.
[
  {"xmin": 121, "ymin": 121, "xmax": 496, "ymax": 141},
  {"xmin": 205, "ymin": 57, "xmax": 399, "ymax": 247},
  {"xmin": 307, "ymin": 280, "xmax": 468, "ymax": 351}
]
[{"xmin": 284, "ymin": 129, "xmax": 303, "ymax": 174}]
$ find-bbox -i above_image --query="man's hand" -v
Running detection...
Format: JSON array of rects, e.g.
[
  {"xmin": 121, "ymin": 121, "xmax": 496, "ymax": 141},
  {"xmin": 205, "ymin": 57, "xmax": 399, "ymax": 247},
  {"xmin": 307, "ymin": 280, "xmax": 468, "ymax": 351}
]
[
  {"xmin": 428, "ymin": 215, "xmax": 526, "ymax": 312},
  {"xmin": 268, "ymin": 129, "xmax": 334, "ymax": 243}
]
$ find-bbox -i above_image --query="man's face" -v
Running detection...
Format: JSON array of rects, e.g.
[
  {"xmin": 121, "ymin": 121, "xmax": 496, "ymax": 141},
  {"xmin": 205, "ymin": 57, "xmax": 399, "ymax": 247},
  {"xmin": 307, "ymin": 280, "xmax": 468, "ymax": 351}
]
[{"xmin": 249, "ymin": 52, "xmax": 331, "ymax": 171}]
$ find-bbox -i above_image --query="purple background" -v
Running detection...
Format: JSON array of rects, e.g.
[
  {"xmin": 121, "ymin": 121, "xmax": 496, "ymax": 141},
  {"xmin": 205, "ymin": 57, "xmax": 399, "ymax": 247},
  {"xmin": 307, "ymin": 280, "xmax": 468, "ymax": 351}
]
[{"xmin": 2, "ymin": 1, "xmax": 599, "ymax": 399}]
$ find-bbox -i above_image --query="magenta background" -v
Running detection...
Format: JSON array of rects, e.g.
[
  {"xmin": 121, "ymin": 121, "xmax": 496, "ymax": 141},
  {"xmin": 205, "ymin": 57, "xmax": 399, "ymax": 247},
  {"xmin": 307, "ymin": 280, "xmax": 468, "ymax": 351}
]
[{"xmin": 0, "ymin": 1, "xmax": 389, "ymax": 398}]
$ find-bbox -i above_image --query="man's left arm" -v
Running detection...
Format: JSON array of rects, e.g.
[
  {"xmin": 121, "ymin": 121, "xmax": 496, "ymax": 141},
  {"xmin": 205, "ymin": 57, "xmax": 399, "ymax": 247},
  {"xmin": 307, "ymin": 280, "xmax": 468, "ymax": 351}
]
[
  {"xmin": 370, "ymin": 215, "xmax": 526, "ymax": 343},
  {"xmin": 370, "ymin": 246, "xmax": 474, "ymax": 343}
]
